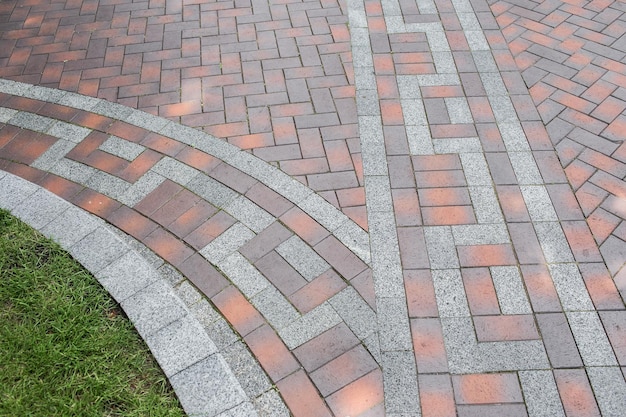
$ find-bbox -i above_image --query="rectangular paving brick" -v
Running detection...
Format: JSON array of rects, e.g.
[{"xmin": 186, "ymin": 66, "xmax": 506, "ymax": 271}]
[
  {"xmin": 536, "ymin": 313, "xmax": 584, "ymax": 368},
  {"xmin": 418, "ymin": 374, "xmax": 456, "ymax": 417},
  {"xmin": 167, "ymin": 200, "xmax": 218, "ymax": 239},
  {"xmin": 107, "ymin": 205, "xmax": 159, "ymax": 240},
  {"xmin": 392, "ymin": 188, "xmax": 422, "ymax": 226},
  {"xmin": 578, "ymin": 263, "xmax": 625, "ymax": 310},
  {"xmin": 289, "ymin": 269, "xmax": 346, "ymax": 314},
  {"xmin": 280, "ymin": 207, "xmax": 330, "ymax": 246},
  {"xmin": 310, "ymin": 344, "xmax": 378, "ymax": 397},
  {"xmin": 325, "ymin": 369, "xmax": 384, "ymax": 417},
  {"xmin": 452, "ymin": 373, "xmax": 523, "ymax": 404},
  {"xmin": 314, "ymin": 235, "xmax": 367, "ymax": 280},
  {"xmin": 276, "ymin": 370, "xmax": 334, "ymax": 416},
  {"xmin": 255, "ymin": 251, "xmax": 308, "ymax": 296},
  {"xmin": 474, "ymin": 315, "xmax": 540, "ymax": 342},
  {"xmin": 183, "ymin": 210, "xmax": 237, "ymax": 250},
  {"xmin": 461, "ymin": 267, "xmax": 501, "ymax": 316},
  {"xmin": 397, "ymin": 227, "xmax": 430, "ymax": 270},
  {"xmin": 213, "ymin": 285, "xmax": 265, "ymax": 338},
  {"xmin": 554, "ymin": 369, "xmax": 602, "ymax": 417},
  {"xmin": 411, "ymin": 318, "xmax": 449, "ymax": 373},
  {"xmin": 72, "ymin": 187, "xmax": 121, "ymax": 218},
  {"xmin": 143, "ymin": 227, "xmax": 194, "ymax": 266},
  {"xmin": 178, "ymin": 253, "xmax": 229, "ymax": 299},
  {"xmin": 422, "ymin": 206, "xmax": 477, "ymax": 226}
]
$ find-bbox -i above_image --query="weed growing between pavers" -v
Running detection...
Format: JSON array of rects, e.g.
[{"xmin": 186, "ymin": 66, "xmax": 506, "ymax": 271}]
[{"xmin": 0, "ymin": 209, "xmax": 185, "ymax": 417}]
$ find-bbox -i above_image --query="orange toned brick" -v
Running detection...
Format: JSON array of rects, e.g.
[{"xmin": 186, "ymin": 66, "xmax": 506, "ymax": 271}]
[
  {"xmin": 184, "ymin": 210, "xmax": 237, "ymax": 250},
  {"xmin": 214, "ymin": 286, "xmax": 265, "ymax": 337},
  {"xmin": 587, "ymin": 208, "xmax": 620, "ymax": 245},
  {"xmin": 168, "ymin": 200, "xmax": 218, "ymax": 238},
  {"xmin": 342, "ymin": 206, "xmax": 368, "ymax": 230},
  {"xmin": 461, "ymin": 268, "xmax": 500, "ymax": 315},
  {"xmin": 117, "ymin": 149, "xmax": 162, "ymax": 182},
  {"xmin": 325, "ymin": 369, "xmax": 384, "ymax": 417},
  {"xmin": 521, "ymin": 264, "xmax": 562, "ymax": 312},
  {"xmin": 419, "ymin": 374, "xmax": 456, "ymax": 417},
  {"xmin": 380, "ymin": 99, "xmax": 404, "ymax": 125},
  {"xmin": 140, "ymin": 132, "xmax": 185, "ymax": 156},
  {"xmin": 276, "ymin": 370, "xmax": 333, "ymax": 417},
  {"xmin": 178, "ymin": 253, "xmax": 228, "ymax": 298},
  {"xmin": 554, "ymin": 369, "xmax": 601, "ymax": 417},
  {"xmin": 422, "ymin": 206, "xmax": 476, "ymax": 226},
  {"xmin": 452, "ymin": 373, "xmax": 523, "ymax": 404},
  {"xmin": 39, "ymin": 174, "xmax": 84, "ymax": 200},
  {"xmin": 0, "ymin": 131, "xmax": 56, "ymax": 165},
  {"xmin": 280, "ymin": 207, "xmax": 329, "ymax": 246},
  {"xmin": 411, "ymin": 318, "xmax": 448, "ymax": 373},
  {"xmin": 418, "ymin": 187, "xmax": 471, "ymax": 207},
  {"xmin": 373, "ymin": 53, "xmax": 394, "ymax": 74},
  {"xmin": 107, "ymin": 205, "xmax": 158, "ymax": 240},
  {"xmin": 175, "ymin": 146, "xmax": 221, "ymax": 172},
  {"xmin": 561, "ymin": 221, "xmax": 603, "ymax": 263},
  {"xmin": 310, "ymin": 345, "xmax": 378, "ymax": 397},
  {"xmin": 106, "ymin": 120, "xmax": 149, "ymax": 143},
  {"xmin": 143, "ymin": 227, "xmax": 194, "ymax": 266},
  {"xmin": 474, "ymin": 315, "xmax": 539, "ymax": 342},
  {"xmin": 412, "ymin": 154, "xmax": 462, "ymax": 171},
  {"xmin": 392, "ymin": 188, "xmax": 422, "ymax": 226},
  {"xmin": 290, "ymin": 269, "xmax": 347, "ymax": 314},
  {"xmin": 578, "ymin": 263, "xmax": 624, "ymax": 310},
  {"xmin": 405, "ymin": 269, "xmax": 438, "ymax": 317},
  {"xmin": 72, "ymin": 188, "xmax": 121, "ymax": 218},
  {"xmin": 496, "ymin": 185, "xmax": 531, "ymax": 222}
]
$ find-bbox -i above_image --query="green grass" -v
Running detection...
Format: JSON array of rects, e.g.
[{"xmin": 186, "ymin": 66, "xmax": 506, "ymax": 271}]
[{"xmin": 0, "ymin": 209, "xmax": 186, "ymax": 417}]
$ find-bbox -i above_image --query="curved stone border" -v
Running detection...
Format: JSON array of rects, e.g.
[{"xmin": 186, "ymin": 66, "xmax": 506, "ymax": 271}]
[
  {"xmin": 0, "ymin": 102, "xmax": 380, "ymax": 361},
  {"xmin": 0, "ymin": 78, "xmax": 371, "ymax": 267},
  {"xmin": 0, "ymin": 170, "xmax": 289, "ymax": 417}
]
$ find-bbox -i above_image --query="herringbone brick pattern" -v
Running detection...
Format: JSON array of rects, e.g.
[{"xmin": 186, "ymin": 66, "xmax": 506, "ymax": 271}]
[
  {"xmin": 0, "ymin": 0, "xmax": 366, "ymax": 228},
  {"xmin": 490, "ymin": 0, "xmax": 626, "ymax": 279}
]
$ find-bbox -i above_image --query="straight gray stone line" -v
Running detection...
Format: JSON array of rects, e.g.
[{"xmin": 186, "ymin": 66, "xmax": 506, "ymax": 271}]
[
  {"xmin": 349, "ymin": 0, "xmax": 421, "ymax": 415},
  {"xmin": 0, "ymin": 171, "xmax": 291, "ymax": 417},
  {"xmin": 376, "ymin": 0, "xmax": 626, "ymax": 414},
  {"xmin": 0, "ymin": 79, "xmax": 371, "ymax": 267}
]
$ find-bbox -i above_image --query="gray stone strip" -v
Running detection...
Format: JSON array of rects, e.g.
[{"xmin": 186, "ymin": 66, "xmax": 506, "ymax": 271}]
[
  {"xmin": 519, "ymin": 371, "xmax": 566, "ymax": 417},
  {"xmin": 0, "ymin": 83, "xmax": 380, "ymax": 378},
  {"xmin": 349, "ymin": 0, "xmax": 421, "ymax": 414},
  {"xmin": 349, "ymin": 0, "xmax": 626, "ymax": 414},
  {"xmin": 0, "ymin": 171, "xmax": 289, "ymax": 417},
  {"xmin": 0, "ymin": 79, "xmax": 371, "ymax": 266},
  {"xmin": 587, "ymin": 367, "xmax": 626, "ymax": 417}
]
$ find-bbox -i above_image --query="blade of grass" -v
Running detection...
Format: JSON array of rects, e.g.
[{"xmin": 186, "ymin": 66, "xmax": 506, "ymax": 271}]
[{"xmin": 0, "ymin": 209, "xmax": 186, "ymax": 417}]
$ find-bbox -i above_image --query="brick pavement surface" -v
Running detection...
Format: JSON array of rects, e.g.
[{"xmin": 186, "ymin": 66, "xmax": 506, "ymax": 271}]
[{"xmin": 1, "ymin": 0, "xmax": 626, "ymax": 415}]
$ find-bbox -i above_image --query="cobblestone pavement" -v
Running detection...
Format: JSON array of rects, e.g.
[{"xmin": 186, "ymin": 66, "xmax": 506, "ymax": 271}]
[{"xmin": 1, "ymin": 0, "xmax": 626, "ymax": 415}]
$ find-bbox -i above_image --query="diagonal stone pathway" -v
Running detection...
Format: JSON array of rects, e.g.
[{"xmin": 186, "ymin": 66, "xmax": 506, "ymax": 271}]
[{"xmin": 1, "ymin": 0, "xmax": 626, "ymax": 415}]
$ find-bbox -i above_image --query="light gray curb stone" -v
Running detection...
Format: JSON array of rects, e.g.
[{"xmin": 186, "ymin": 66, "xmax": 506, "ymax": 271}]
[{"xmin": 0, "ymin": 172, "xmax": 284, "ymax": 417}]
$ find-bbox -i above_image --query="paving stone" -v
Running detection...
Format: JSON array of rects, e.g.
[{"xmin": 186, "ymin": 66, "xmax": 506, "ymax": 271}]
[
  {"xmin": 169, "ymin": 354, "xmax": 247, "ymax": 417},
  {"xmin": 3, "ymin": 0, "xmax": 626, "ymax": 414}
]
